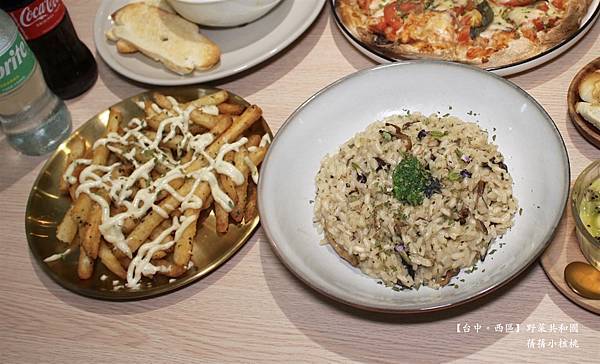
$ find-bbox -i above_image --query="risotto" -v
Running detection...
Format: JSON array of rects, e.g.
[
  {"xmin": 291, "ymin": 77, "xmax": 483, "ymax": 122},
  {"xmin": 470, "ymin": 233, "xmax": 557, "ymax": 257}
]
[{"xmin": 313, "ymin": 113, "xmax": 518, "ymax": 289}]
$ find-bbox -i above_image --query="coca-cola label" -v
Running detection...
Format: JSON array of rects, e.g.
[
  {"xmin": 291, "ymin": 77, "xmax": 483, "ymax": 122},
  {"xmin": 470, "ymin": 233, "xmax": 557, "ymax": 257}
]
[
  {"xmin": 8, "ymin": 0, "xmax": 66, "ymax": 40},
  {"xmin": 0, "ymin": 32, "xmax": 36, "ymax": 94}
]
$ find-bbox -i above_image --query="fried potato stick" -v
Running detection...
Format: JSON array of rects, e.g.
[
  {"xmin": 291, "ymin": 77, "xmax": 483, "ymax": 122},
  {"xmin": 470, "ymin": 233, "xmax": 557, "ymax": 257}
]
[
  {"xmin": 237, "ymin": 134, "xmax": 261, "ymax": 222},
  {"xmin": 217, "ymin": 102, "xmax": 245, "ymax": 115},
  {"xmin": 230, "ymin": 148, "xmax": 250, "ymax": 223},
  {"xmin": 144, "ymin": 99, "xmax": 157, "ymax": 118},
  {"xmin": 59, "ymin": 135, "xmax": 86, "ymax": 194},
  {"xmin": 152, "ymin": 92, "xmax": 173, "ymax": 110},
  {"xmin": 246, "ymin": 134, "xmax": 261, "ymax": 148},
  {"xmin": 215, "ymin": 153, "xmax": 238, "ymax": 233},
  {"xmin": 173, "ymin": 209, "xmax": 198, "ymax": 266},
  {"xmin": 244, "ymin": 181, "xmax": 258, "ymax": 223},
  {"xmin": 77, "ymin": 242, "xmax": 94, "ymax": 280},
  {"xmin": 56, "ymin": 205, "xmax": 78, "ymax": 244},
  {"xmin": 81, "ymin": 202, "xmax": 102, "ymax": 259},
  {"xmin": 184, "ymin": 90, "xmax": 228, "ymax": 108},
  {"xmin": 189, "ymin": 110, "xmax": 232, "ymax": 129},
  {"xmin": 98, "ymin": 241, "xmax": 127, "ymax": 279},
  {"xmin": 196, "ymin": 201, "xmax": 213, "ymax": 230}
]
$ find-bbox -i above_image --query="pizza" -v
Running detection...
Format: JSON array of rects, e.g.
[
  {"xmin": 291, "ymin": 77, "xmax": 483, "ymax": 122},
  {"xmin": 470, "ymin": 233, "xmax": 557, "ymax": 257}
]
[{"xmin": 336, "ymin": 0, "xmax": 593, "ymax": 67}]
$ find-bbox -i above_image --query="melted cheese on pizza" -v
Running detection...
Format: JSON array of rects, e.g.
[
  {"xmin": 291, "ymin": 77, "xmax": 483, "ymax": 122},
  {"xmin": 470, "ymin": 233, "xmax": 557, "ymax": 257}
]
[
  {"xmin": 424, "ymin": 12, "xmax": 456, "ymax": 43},
  {"xmin": 370, "ymin": 0, "xmax": 387, "ymax": 17},
  {"xmin": 403, "ymin": 12, "xmax": 456, "ymax": 46},
  {"xmin": 507, "ymin": 7, "xmax": 545, "ymax": 25},
  {"xmin": 477, "ymin": 4, "xmax": 514, "ymax": 38},
  {"xmin": 369, "ymin": 0, "xmax": 394, "ymax": 12},
  {"xmin": 431, "ymin": 0, "xmax": 469, "ymax": 11}
]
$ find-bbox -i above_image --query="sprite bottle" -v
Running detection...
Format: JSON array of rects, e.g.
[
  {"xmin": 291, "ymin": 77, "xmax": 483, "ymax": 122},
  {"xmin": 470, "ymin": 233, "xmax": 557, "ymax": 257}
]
[{"xmin": 0, "ymin": 9, "xmax": 71, "ymax": 156}]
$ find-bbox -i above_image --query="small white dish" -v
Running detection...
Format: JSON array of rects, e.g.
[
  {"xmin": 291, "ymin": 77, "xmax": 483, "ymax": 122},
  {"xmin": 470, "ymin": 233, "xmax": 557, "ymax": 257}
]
[
  {"xmin": 331, "ymin": 0, "xmax": 600, "ymax": 77},
  {"xmin": 167, "ymin": 0, "xmax": 282, "ymax": 27},
  {"xmin": 258, "ymin": 61, "xmax": 570, "ymax": 312},
  {"xmin": 94, "ymin": 0, "xmax": 325, "ymax": 85}
]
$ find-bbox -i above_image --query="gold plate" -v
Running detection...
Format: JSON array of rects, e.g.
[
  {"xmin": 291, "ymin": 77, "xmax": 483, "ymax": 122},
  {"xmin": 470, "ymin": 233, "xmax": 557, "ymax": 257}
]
[{"xmin": 25, "ymin": 87, "xmax": 271, "ymax": 300}]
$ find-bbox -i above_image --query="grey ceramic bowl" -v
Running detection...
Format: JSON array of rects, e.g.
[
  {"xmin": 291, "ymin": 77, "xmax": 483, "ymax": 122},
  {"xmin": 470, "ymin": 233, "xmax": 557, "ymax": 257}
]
[{"xmin": 258, "ymin": 61, "xmax": 570, "ymax": 313}]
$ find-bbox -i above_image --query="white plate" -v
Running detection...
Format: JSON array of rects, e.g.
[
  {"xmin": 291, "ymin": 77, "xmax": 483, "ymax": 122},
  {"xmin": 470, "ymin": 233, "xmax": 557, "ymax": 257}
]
[
  {"xmin": 258, "ymin": 61, "xmax": 570, "ymax": 312},
  {"xmin": 94, "ymin": 0, "xmax": 325, "ymax": 85},
  {"xmin": 331, "ymin": 0, "xmax": 600, "ymax": 77}
]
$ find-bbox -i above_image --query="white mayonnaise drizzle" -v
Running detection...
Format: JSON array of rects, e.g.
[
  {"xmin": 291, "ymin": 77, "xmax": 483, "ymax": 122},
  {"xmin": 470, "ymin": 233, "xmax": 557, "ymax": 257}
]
[
  {"xmin": 128, "ymin": 117, "xmax": 145, "ymax": 129},
  {"xmin": 121, "ymin": 147, "xmax": 140, "ymax": 169},
  {"xmin": 213, "ymin": 137, "xmax": 247, "ymax": 185},
  {"xmin": 43, "ymin": 248, "xmax": 72, "ymax": 263},
  {"xmin": 152, "ymin": 204, "xmax": 169, "ymax": 219},
  {"xmin": 189, "ymin": 133, "xmax": 214, "ymax": 153},
  {"xmin": 244, "ymin": 156, "xmax": 259, "ymax": 184},
  {"xmin": 179, "ymin": 178, "xmax": 204, "ymax": 212},
  {"xmin": 259, "ymin": 133, "xmax": 271, "ymax": 148},
  {"xmin": 200, "ymin": 105, "xmax": 219, "ymax": 115},
  {"xmin": 107, "ymin": 145, "xmax": 124, "ymax": 155},
  {"xmin": 63, "ymin": 159, "xmax": 91, "ymax": 184},
  {"xmin": 126, "ymin": 214, "xmax": 196, "ymax": 288},
  {"xmin": 166, "ymin": 96, "xmax": 178, "ymax": 107},
  {"xmin": 151, "ymin": 103, "xmax": 163, "ymax": 114},
  {"xmin": 190, "ymin": 167, "xmax": 234, "ymax": 211},
  {"xmin": 113, "ymin": 284, "xmax": 124, "ymax": 291}
]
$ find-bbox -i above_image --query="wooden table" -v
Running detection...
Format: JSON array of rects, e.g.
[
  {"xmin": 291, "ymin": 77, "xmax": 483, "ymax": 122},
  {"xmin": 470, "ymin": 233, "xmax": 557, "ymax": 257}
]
[{"xmin": 1, "ymin": 1, "xmax": 599, "ymax": 362}]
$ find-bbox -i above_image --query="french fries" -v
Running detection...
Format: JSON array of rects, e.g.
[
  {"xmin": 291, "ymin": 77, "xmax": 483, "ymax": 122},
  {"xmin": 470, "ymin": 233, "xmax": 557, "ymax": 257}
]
[
  {"xmin": 217, "ymin": 102, "xmax": 245, "ymax": 116},
  {"xmin": 56, "ymin": 205, "xmax": 78, "ymax": 244},
  {"xmin": 51, "ymin": 90, "xmax": 269, "ymax": 290},
  {"xmin": 215, "ymin": 152, "xmax": 238, "ymax": 234},
  {"xmin": 230, "ymin": 148, "xmax": 250, "ymax": 223},
  {"xmin": 190, "ymin": 109, "xmax": 229, "ymax": 129},
  {"xmin": 59, "ymin": 135, "xmax": 86, "ymax": 194},
  {"xmin": 76, "ymin": 109, "xmax": 121, "ymax": 278},
  {"xmin": 173, "ymin": 209, "xmax": 198, "ymax": 266},
  {"xmin": 245, "ymin": 181, "xmax": 258, "ymax": 222},
  {"xmin": 77, "ymin": 237, "xmax": 94, "ymax": 280},
  {"xmin": 184, "ymin": 90, "xmax": 228, "ymax": 108},
  {"xmin": 81, "ymin": 203, "xmax": 102, "ymax": 259},
  {"xmin": 152, "ymin": 92, "xmax": 173, "ymax": 110},
  {"xmin": 99, "ymin": 241, "xmax": 127, "ymax": 279}
]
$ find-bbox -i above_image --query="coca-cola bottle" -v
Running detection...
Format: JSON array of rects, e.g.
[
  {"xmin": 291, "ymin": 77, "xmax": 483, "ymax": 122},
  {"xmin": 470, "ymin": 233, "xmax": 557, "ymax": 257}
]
[{"xmin": 1, "ymin": 0, "xmax": 97, "ymax": 100}]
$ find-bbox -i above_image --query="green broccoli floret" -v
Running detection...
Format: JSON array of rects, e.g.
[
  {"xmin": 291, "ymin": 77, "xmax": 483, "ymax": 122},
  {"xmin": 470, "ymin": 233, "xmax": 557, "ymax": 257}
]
[{"xmin": 392, "ymin": 155, "xmax": 440, "ymax": 205}]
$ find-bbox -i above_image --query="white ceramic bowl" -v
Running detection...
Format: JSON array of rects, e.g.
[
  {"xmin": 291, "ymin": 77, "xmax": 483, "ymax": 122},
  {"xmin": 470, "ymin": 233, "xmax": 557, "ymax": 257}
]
[
  {"xmin": 167, "ymin": 0, "xmax": 282, "ymax": 27},
  {"xmin": 258, "ymin": 61, "xmax": 570, "ymax": 313}
]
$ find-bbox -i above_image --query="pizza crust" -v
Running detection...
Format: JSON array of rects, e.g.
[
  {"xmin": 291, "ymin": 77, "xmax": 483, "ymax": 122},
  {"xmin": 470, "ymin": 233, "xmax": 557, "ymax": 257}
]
[
  {"xmin": 485, "ymin": 37, "xmax": 541, "ymax": 68},
  {"xmin": 337, "ymin": 0, "xmax": 366, "ymax": 36},
  {"xmin": 541, "ymin": 0, "xmax": 593, "ymax": 46}
]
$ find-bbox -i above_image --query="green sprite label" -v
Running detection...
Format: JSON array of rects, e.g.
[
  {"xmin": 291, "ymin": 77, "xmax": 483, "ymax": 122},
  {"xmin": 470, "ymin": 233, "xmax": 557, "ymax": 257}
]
[{"xmin": 0, "ymin": 31, "xmax": 36, "ymax": 95}]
